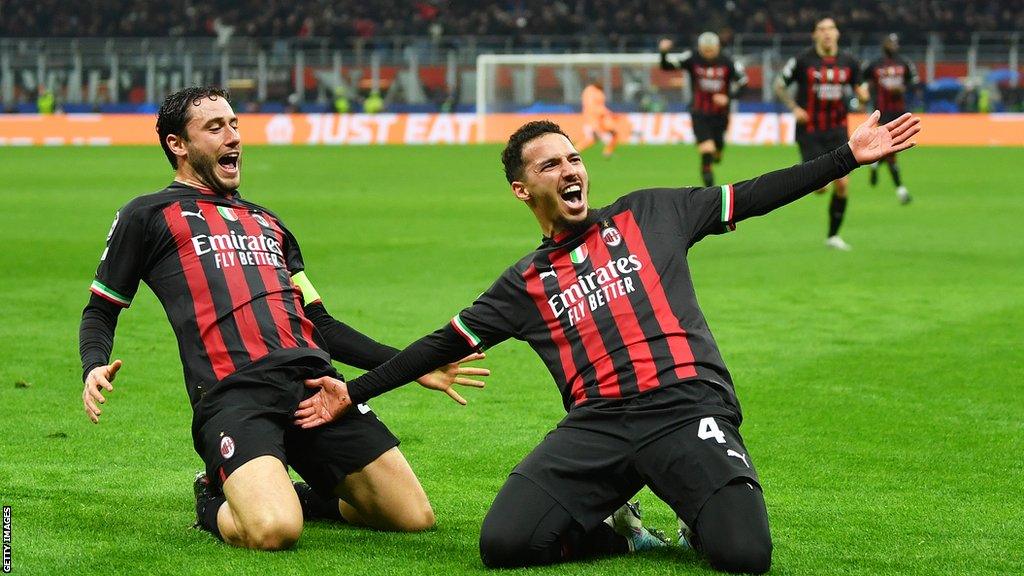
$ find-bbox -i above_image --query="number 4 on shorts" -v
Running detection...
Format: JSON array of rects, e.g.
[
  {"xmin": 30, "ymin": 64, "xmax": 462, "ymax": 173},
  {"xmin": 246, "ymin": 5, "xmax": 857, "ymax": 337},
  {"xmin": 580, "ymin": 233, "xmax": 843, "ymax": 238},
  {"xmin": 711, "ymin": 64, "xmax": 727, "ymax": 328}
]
[{"xmin": 697, "ymin": 417, "xmax": 726, "ymax": 444}]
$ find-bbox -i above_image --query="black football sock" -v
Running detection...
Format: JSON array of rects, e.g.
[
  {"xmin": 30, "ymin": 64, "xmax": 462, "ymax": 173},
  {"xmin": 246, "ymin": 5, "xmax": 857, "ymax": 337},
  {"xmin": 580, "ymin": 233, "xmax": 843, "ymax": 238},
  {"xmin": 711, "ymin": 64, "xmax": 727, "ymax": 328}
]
[
  {"xmin": 701, "ymin": 152, "xmax": 714, "ymax": 186},
  {"xmin": 564, "ymin": 522, "xmax": 630, "ymax": 559},
  {"xmin": 310, "ymin": 496, "xmax": 346, "ymax": 522},
  {"xmin": 294, "ymin": 482, "xmax": 347, "ymax": 522},
  {"xmin": 887, "ymin": 160, "xmax": 902, "ymax": 186},
  {"xmin": 201, "ymin": 496, "xmax": 226, "ymax": 541},
  {"xmin": 828, "ymin": 194, "xmax": 848, "ymax": 237}
]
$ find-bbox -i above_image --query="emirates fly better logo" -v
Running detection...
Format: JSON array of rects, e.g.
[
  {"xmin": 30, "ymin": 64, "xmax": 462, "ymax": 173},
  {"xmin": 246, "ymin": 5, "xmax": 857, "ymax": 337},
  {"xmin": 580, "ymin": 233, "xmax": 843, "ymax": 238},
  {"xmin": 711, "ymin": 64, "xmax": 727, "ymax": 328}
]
[
  {"xmin": 189, "ymin": 207, "xmax": 285, "ymax": 270},
  {"xmin": 548, "ymin": 253, "xmax": 644, "ymax": 327}
]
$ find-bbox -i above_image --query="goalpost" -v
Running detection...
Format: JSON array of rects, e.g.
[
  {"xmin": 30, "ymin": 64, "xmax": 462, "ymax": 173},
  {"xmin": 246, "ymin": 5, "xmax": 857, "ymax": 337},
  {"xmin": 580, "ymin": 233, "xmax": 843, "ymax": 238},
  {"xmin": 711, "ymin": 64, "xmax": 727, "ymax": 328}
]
[{"xmin": 475, "ymin": 53, "xmax": 691, "ymax": 143}]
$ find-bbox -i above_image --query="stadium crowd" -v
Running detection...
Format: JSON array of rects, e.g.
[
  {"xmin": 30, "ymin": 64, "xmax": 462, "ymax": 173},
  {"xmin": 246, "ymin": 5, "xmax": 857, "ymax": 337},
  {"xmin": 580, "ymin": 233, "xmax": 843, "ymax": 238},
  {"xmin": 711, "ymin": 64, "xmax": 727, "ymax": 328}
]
[{"xmin": 2, "ymin": 0, "xmax": 1020, "ymax": 42}]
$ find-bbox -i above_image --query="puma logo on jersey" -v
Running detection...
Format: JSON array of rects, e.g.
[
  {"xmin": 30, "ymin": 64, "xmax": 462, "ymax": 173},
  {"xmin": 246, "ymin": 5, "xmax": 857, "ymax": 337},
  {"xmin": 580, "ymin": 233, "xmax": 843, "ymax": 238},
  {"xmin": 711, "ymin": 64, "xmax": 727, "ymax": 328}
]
[
  {"xmin": 727, "ymin": 449, "xmax": 750, "ymax": 468},
  {"xmin": 181, "ymin": 209, "xmax": 206, "ymax": 221},
  {"xmin": 539, "ymin": 269, "xmax": 558, "ymax": 280}
]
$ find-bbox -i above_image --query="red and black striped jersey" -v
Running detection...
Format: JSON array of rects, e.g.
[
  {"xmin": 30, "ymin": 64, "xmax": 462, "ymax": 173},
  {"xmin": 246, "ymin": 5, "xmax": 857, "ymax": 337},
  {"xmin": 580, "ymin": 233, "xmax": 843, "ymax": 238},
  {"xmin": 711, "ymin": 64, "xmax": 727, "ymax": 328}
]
[
  {"xmin": 661, "ymin": 50, "xmax": 748, "ymax": 115},
  {"xmin": 779, "ymin": 48, "xmax": 862, "ymax": 133},
  {"xmin": 450, "ymin": 185, "xmax": 743, "ymax": 412},
  {"xmin": 343, "ymin": 145, "xmax": 860, "ymax": 412},
  {"xmin": 89, "ymin": 182, "xmax": 326, "ymax": 402},
  {"xmin": 862, "ymin": 55, "xmax": 920, "ymax": 114}
]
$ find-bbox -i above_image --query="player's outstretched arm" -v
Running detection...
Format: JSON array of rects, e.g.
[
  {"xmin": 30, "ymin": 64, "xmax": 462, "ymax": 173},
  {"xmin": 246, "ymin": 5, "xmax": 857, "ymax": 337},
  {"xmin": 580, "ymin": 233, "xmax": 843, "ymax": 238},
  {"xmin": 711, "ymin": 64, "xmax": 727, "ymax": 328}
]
[
  {"xmin": 295, "ymin": 324, "xmax": 478, "ymax": 428},
  {"xmin": 302, "ymin": 300, "xmax": 401, "ymax": 369},
  {"xmin": 82, "ymin": 359, "xmax": 122, "ymax": 424},
  {"xmin": 80, "ymin": 294, "xmax": 126, "ymax": 424},
  {"xmin": 692, "ymin": 111, "xmax": 921, "ymax": 233},
  {"xmin": 773, "ymin": 75, "xmax": 808, "ymax": 123},
  {"xmin": 415, "ymin": 352, "xmax": 489, "ymax": 405},
  {"xmin": 658, "ymin": 38, "xmax": 680, "ymax": 71},
  {"xmin": 848, "ymin": 110, "xmax": 921, "ymax": 164}
]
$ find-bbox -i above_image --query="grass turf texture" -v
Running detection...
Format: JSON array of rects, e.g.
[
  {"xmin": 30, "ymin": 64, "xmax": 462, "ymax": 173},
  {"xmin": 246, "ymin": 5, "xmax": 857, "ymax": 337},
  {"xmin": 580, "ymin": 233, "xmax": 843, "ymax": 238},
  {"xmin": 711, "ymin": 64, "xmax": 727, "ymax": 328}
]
[{"xmin": 0, "ymin": 142, "xmax": 1021, "ymax": 575}]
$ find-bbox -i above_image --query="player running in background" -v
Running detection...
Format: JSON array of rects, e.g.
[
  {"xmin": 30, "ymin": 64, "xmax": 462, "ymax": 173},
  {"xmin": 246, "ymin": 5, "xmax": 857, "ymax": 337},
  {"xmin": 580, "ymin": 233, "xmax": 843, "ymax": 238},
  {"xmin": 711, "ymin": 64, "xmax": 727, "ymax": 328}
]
[
  {"xmin": 862, "ymin": 33, "xmax": 920, "ymax": 205},
  {"xmin": 659, "ymin": 32, "xmax": 748, "ymax": 187},
  {"xmin": 775, "ymin": 17, "xmax": 869, "ymax": 251},
  {"xmin": 295, "ymin": 112, "xmax": 921, "ymax": 573},
  {"xmin": 79, "ymin": 86, "xmax": 487, "ymax": 551},
  {"xmin": 577, "ymin": 79, "xmax": 618, "ymax": 158}
]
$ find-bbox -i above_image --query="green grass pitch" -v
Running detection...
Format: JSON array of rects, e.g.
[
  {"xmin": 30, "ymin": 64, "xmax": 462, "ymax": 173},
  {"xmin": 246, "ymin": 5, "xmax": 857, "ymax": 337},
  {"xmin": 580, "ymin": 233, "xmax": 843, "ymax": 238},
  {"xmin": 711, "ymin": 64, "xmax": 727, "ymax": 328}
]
[{"xmin": 0, "ymin": 141, "xmax": 1021, "ymax": 575}]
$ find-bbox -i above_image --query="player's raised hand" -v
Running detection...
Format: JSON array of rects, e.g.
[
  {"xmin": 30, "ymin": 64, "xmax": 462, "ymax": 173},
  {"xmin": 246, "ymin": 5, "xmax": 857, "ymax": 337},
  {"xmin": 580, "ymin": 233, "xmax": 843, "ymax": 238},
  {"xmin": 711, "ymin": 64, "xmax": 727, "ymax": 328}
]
[
  {"xmin": 82, "ymin": 359, "xmax": 122, "ymax": 424},
  {"xmin": 294, "ymin": 375, "xmax": 352, "ymax": 428},
  {"xmin": 849, "ymin": 110, "xmax": 921, "ymax": 164},
  {"xmin": 658, "ymin": 38, "xmax": 673, "ymax": 52},
  {"xmin": 416, "ymin": 352, "xmax": 490, "ymax": 405}
]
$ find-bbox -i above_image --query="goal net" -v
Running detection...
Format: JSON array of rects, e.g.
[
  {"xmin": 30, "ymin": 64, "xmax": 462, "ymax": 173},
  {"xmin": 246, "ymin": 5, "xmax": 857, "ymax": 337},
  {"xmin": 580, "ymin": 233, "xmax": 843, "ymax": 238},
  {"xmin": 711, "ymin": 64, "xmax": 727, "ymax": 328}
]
[{"xmin": 475, "ymin": 52, "xmax": 690, "ymax": 134}]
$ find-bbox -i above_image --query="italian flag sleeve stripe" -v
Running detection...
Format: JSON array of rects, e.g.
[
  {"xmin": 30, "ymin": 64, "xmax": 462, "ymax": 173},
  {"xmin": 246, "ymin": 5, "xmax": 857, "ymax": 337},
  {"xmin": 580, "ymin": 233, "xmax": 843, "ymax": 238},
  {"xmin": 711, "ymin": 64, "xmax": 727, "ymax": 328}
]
[
  {"xmin": 720, "ymin": 184, "xmax": 736, "ymax": 232},
  {"xmin": 450, "ymin": 314, "xmax": 483, "ymax": 349},
  {"xmin": 90, "ymin": 280, "xmax": 131, "ymax": 307}
]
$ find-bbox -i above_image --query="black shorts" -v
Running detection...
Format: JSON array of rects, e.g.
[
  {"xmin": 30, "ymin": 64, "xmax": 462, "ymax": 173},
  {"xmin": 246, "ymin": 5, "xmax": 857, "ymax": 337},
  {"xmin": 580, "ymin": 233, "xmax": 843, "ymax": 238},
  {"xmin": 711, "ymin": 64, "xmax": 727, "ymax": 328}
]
[
  {"xmin": 192, "ymin": 354, "xmax": 399, "ymax": 497},
  {"xmin": 691, "ymin": 113, "xmax": 728, "ymax": 148},
  {"xmin": 796, "ymin": 127, "xmax": 849, "ymax": 162},
  {"xmin": 879, "ymin": 110, "xmax": 906, "ymax": 125},
  {"xmin": 511, "ymin": 381, "xmax": 759, "ymax": 529}
]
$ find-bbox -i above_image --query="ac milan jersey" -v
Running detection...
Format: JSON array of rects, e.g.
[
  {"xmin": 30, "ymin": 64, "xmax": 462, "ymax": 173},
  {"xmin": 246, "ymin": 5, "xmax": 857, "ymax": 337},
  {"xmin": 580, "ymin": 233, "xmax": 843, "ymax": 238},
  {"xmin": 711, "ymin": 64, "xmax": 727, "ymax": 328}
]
[
  {"xmin": 90, "ymin": 182, "xmax": 326, "ymax": 403},
  {"xmin": 342, "ymin": 145, "xmax": 859, "ymax": 410},
  {"xmin": 863, "ymin": 55, "xmax": 919, "ymax": 114},
  {"xmin": 780, "ymin": 48, "xmax": 862, "ymax": 133},
  {"xmin": 451, "ymin": 185, "xmax": 740, "ymax": 412},
  {"xmin": 661, "ymin": 50, "xmax": 748, "ymax": 115}
]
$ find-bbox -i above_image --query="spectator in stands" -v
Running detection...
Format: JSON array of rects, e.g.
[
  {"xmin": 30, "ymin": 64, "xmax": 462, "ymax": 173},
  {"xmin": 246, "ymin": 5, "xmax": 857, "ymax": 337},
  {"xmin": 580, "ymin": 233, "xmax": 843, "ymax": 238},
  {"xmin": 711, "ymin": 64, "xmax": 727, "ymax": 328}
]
[
  {"xmin": 363, "ymin": 89, "xmax": 384, "ymax": 114},
  {"xmin": 3, "ymin": 0, "xmax": 1022, "ymax": 42},
  {"xmin": 37, "ymin": 87, "xmax": 56, "ymax": 114},
  {"xmin": 334, "ymin": 87, "xmax": 351, "ymax": 114}
]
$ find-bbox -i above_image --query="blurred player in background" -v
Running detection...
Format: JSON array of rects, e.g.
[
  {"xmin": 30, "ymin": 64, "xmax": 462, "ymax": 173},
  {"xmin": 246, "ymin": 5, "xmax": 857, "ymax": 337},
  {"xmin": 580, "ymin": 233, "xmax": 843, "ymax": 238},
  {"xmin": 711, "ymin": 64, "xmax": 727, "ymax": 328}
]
[
  {"xmin": 659, "ymin": 32, "xmax": 748, "ymax": 187},
  {"xmin": 862, "ymin": 33, "xmax": 920, "ymax": 204},
  {"xmin": 578, "ymin": 79, "xmax": 618, "ymax": 158},
  {"xmin": 775, "ymin": 17, "xmax": 869, "ymax": 250},
  {"xmin": 294, "ymin": 112, "xmax": 922, "ymax": 573},
  {"xmin": 79, "ymin": 86, "xmax": 487, "ymax": 551}
]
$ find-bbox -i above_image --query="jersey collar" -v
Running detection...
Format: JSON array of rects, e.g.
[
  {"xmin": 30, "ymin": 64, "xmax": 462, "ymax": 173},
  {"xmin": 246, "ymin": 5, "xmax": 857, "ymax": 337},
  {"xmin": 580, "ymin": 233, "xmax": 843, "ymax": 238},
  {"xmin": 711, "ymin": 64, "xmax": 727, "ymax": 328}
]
[
  {"xmin": 170, "ymin": 180, "xmax": 242, "ymax": 200},
  {"xmin": 543, "ymin": 212, "xmax": 601, "ymax": 246}
]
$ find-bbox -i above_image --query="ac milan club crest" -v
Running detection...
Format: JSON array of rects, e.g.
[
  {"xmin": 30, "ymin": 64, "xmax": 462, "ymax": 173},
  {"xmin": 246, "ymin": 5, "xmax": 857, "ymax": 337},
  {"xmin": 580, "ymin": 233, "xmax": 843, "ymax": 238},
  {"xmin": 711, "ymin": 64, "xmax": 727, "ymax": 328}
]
[
  {"xmin": 253, "ymin": 213, "xmax": 270, "ymax": 227},
  {"xmin": 601, "ymin": 226, "xmax": 622, "ymax": 247},
  {"xmin": 220, "ymin": 435, "xmax": 236, "ymax": 459}
]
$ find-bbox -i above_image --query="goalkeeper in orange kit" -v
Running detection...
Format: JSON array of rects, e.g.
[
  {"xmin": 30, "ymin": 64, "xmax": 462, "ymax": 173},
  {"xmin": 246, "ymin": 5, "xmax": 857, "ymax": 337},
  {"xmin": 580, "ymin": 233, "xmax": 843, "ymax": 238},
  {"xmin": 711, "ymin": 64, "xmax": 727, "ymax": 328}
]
[{"xmin": 578, "ymin": 79, "xmax": 618, "ymax": 158}]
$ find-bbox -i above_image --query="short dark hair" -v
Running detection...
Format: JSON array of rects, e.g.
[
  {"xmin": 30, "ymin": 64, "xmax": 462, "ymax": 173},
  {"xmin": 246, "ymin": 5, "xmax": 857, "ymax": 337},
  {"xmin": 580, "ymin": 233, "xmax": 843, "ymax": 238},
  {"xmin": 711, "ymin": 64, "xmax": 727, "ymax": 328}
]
[
  {"xmin": 156, "ymin": 86, "xmax": 230, "ymax": 169},
  {"xmin": 813, "ymin": 16, "xmax": 836, "ymax": 30},
  {"xmin": 501, "ymin": 120, "xmax": 570, "ymax": 183}
]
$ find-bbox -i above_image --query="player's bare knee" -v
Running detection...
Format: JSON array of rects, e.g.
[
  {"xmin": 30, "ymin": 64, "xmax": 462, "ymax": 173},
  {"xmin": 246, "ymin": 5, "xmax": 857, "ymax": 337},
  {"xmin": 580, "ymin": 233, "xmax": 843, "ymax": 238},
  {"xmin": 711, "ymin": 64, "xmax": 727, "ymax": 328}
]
[
  {"xmin": 242, "ymin": 512, "xmax": 303, "ymax": 550},
  {"xmin": 396, "ymin": 502, "xmax": 435, "ymax": 532}
]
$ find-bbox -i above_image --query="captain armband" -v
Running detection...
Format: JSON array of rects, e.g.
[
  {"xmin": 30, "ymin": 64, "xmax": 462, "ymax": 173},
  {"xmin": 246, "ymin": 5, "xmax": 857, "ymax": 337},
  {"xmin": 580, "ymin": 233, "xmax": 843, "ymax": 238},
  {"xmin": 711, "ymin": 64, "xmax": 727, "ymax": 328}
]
[{"xmin": 291, "ymin": 271, "xmax": 322, "ymax": 305}]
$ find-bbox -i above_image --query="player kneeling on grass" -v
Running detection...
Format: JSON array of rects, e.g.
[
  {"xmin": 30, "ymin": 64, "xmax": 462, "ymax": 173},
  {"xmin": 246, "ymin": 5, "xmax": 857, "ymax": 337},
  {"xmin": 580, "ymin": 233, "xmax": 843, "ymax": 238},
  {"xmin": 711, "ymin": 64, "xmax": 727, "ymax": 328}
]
[
  {"xmin": 79, "ymin": 86, "xmax": 489, "ymax": 551},
  {"xmin": 293, "ymin": 112, "xmax": 921, "ymax": 572}
]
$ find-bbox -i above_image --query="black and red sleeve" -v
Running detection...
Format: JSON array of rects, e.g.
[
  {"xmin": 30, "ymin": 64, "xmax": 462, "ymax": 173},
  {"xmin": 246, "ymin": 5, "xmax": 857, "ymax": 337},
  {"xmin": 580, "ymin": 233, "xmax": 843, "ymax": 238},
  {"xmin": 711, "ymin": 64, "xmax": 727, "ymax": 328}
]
[
  {"xmin": 652, "ymin": 144, "xmax": 859, "ymax": 245},
  {"xmin": 344, "ymin": 271, "xmax": 522, "ymax": 404},
  {"xmin": 80, "ymin": 201, "xmax": 149, "ymax": 380}
]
